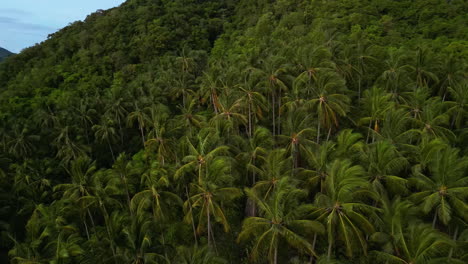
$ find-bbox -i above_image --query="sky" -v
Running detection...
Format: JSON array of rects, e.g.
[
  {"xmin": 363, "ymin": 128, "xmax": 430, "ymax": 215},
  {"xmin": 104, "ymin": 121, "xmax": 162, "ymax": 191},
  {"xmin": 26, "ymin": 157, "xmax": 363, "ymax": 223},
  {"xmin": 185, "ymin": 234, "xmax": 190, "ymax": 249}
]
[{"xmin": 0, "ymin": 0, "xmax": 126, "ymax": 53}]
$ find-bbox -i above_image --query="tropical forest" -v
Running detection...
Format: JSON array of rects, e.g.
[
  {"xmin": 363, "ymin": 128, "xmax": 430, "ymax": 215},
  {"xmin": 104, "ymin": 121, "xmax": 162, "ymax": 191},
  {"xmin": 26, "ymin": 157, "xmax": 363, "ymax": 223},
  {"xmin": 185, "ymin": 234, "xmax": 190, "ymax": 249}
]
[{"xmin": 0, "ymin": 0, "xmax": 467, "ymax": 263}]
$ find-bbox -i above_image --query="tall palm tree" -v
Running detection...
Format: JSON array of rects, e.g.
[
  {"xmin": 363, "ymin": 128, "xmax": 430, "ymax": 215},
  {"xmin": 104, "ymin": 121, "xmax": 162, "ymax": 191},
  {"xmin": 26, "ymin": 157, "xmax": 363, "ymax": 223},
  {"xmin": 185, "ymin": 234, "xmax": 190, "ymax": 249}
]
[
  {"xmin": 249, "ymin": 149, "xmax": 292, "ymax": 200},
  {"xmin": 127, "ymin": 103, "xmax": 151, "ymax": 146},
  {"xmin": 359, "ymin": 86, "xmax": 394, "ymax": 143},
  {"xmin": 238, "ymin": 177, "xmax": 324, "ymax": 264},
  {"xmin": 93, "ymin": 118, "xmax": 118, "ymax": 162},
  {"xmin": 250, "ymin": 55, "xmax": 291, "ymax": 136},
  {"xmin": 372, "ymin": 223, "xmax": 456, "ymax": 264},
  {"xmin": 409, "ymin": 46, "xmax": 440, "ymax": 88},
  {"xmin": 378, "ymin": 48, "xmax": 411, "ymax": 96},
  {"xmin": 175, "ymin": 128, "xmax": 229, "ymax": 185},
  {"xmin": 131, "ymin": 162, "xmax": 182, "ymax": 258},
  {"xmin": 236, "ymin": 86, "xmax": 267, "ymax": 137},
  {"xmin": 277, "ymin": 107, "xmax": 315, "ymax": 170},
  {"xmin": 307, "ymin": 159, "xmax": 378, "ymax": 259},
  {"xmin": 305, "ymin": 71, "xmax": 350, "ymax": 143},
  {"xmin": 54, "ymin": 157, "xmax": 98, "ymax": 240},
  {"xmin": 410, "ymin": 144, "xmax": 468, "ymax": 226},
  {"xmin": 447, "ymin": 82, "xmax": 468, "ymax": 129},
  {"xmin": 361, "ymin": 140, "xmax": 409, "ymax": 196},
  {"xmin": 409, "ymin": 97, "xmax": 454, "ymax": 142},
  {"xmin": 184, "ymin": 160, "xmax": 242, "ymax": 249}
]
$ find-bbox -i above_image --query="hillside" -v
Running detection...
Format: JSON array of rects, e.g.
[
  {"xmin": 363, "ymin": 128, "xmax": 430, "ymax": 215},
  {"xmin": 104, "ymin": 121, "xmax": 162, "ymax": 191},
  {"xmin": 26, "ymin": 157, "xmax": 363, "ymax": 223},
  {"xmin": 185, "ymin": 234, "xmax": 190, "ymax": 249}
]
[
  {"xmin": 0, "ymin": 47, "xmax": 13, "ymax": 62},
  {"xmin": 0, "ymin": 0, "xmax": 467, "ymax": 263}
]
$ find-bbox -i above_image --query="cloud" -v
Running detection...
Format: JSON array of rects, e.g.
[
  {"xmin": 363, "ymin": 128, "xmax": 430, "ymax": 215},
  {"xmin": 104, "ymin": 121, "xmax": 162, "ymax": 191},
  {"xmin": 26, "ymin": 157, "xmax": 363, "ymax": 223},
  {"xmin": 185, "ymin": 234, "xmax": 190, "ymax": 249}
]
[{"xmin": 0, "ymin": 15, "xmax": 57, "ymax": 32}]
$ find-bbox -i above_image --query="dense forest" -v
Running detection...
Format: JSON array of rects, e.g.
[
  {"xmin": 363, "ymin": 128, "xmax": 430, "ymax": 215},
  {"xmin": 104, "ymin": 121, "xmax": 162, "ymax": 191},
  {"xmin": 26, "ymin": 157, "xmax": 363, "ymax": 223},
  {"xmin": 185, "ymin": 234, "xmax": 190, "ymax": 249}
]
[{"xmin": 0, "ymin": 0, "xmax": 467, "ymax": 263}]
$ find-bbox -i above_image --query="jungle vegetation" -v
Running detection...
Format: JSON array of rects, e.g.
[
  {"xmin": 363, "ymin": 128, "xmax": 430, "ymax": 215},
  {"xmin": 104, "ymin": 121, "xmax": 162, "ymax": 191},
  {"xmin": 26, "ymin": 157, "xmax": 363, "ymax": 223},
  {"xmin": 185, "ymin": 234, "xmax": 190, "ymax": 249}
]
[{"xmin": 0, "ymin": 0, "xmax": 467, "ymax": 263}]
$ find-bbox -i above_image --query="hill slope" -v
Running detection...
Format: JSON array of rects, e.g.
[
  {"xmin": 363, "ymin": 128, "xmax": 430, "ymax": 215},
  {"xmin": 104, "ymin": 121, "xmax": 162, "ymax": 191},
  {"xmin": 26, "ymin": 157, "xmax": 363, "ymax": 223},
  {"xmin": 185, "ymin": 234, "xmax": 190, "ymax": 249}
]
[
  {"xmin": 0, "ymin": 0, "xmax": 467, "ymax": 263},
  {"xmin": 0, "ymin": 47, "xmax": 13, "ymax": 62}
]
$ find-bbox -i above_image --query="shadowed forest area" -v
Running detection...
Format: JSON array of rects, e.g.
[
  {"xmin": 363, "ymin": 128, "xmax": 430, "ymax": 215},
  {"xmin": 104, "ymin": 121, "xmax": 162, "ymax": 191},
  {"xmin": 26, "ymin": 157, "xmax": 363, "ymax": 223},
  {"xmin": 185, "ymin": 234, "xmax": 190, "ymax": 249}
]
[{"xmin": 0, "ymin": 0, "xmax": 467, "ymax": 263}]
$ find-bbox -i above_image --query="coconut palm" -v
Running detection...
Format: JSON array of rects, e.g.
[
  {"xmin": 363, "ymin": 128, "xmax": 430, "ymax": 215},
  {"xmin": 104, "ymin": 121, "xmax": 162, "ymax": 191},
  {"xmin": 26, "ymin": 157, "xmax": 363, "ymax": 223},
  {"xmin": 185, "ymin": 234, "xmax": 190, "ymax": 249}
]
[
  {"xmin": 307, "ymin": 159, "xmax": 378, "ymax": 259},
  {"xmin": 175, "ymin": 128, "xmax": 229, "ymax": 185},
  {"xmin": 277, "ymin": 107, "xmax": 315, "ymax": 170},
  {"xmin": 238, "ymin": 177, "xmax": 324, "ymax": 264},
  {"xmin": 361, "ymin": 140, "xmax": 409, "ymax": 196},
  {"xmin": 249, "ymin": 148, "xmax": 292, "ymax": 200},
  {"xmin": 93, "ymin": 118, "xmax": 118, "ymax": 162},
  {"xmin": 446, "ymin": 82, "xmax": 468, "ymax": 129},
  {"xmin": 183, "ymin": 159, "xmax": 242, "ymax": 249},
  {"xmin": 305, "ymin": 71, "xmax": 350, "ymax": 143},
  {"xmin": 410, "ymin": 144, "xmax": 468, "ymax": 226},
  {"xmin": 372, "ymin": 223, "xmax": 457, "ymax": 264},
  {"xmin": 359, "ymin": 86, "xmax": 394, "ymax": 143}
]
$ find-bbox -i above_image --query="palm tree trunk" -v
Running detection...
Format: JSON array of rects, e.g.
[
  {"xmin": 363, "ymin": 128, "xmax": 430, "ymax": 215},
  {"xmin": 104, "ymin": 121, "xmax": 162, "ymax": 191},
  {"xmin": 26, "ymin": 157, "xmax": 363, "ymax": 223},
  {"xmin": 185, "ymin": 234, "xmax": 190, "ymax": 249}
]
[
  {"xmin": 272, "ymin": 92, "xmax": 276, "ymax": 136},
  {"xmin": 185, "ymin": 186, "xmax": 198, "ymax": 246},
  {"xmin": 309, "ymin": 233, "xmax": 318, "ymax": 264},
  {"xmin": 316, "ymin": 120, "xmax": 321, "ymax": 144},
  {"xmin": 448, "ymin": 226, "xmax": 458, "ymax": 259},
  {"xmin": 117, "ymin": 116, "xmax": 124, "ymax": 145},
  {"xmin": 107, "ymin": 137, "xmax": 115, "ymax": 162},
  {"xmin": 139, "ymin": 124, "xmax": 146, "ymax": 146},
  {"xmin": 101, "ymin": 204, "xmax": 118, "ymax": 264},
  {"xmin": 326, "ymin": 127, "xmax": 332, "ymax": 142},
  {"xmin": 207, "ymin": 205, "xmax": 211, "ymax": 248},
  {"xmin": 278, "ymin": 92, "xmax": 281, "ymax": 135},
  {"xmin": 273, "ymin": 245, "xmax": 278, "ymax": 264},
  {"xmin": 327, "ymin": 239, "xmax": 333, "ymax": 260},
  {"xmin": 248, "ymin": 101, "xmax": 252, "ymax": 137},
  {"xmin": 366, "ymin": 120, "xmax": 372, "ymax": 144}
]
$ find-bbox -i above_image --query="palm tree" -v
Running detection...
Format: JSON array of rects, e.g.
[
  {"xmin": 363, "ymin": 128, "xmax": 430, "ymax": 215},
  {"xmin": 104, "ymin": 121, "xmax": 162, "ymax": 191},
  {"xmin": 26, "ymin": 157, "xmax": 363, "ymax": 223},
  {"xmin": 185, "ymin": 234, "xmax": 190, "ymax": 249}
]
[
  {"xmin": 184, "ymin": 160, "xmax": 242, "ymax": 249},
  {"xmin": 236, "ymin": 86, "xmax": 267, "ymax": 137},
  {"xmin": 250, "ymin": 55, "xmax": 291, "ymax": 136},
  {"xmin": 410, "ymin": 46, "xmax": 440, "ymax": 88},
  {"xmin": 359, "ymin": 86, "xmax": 394, "ymax": 143},
  {"xmin": 372, "ymin": 223, "xmax": 456, "ymax": 264},
  {"xmin": 93, "ymin": 118, "xmax": 118, "ymax": 162},
  {"xmin": 238, "ymin": 177, "xmax": 324, "ymax": 264},
  {"xmin": 293, "ymin": 44, "xmax": 335, "ymax": 99},
  {"xmin": 209, "ymin": 95, "xmax": 247, "ymax": 137},
  {"xmin": 305, "ymin": 71, "xmax": 350, "ymax": 143},
  {"xmin": 73, "ymin": 98, "xmax": 97, "ymax": 145},
  {"xmin": 131, "ymin": 162, "xmax": 182, "ymax": 258},
  {"xmin": 307, "ymin": 159, "xmax": 378, "ymax": 259},
  {"xmin": 409, "ymin": 97, "xmax": 454, "ymax": 142},
  {"xmin": 378, "ymin": 48, "xmax": 411, "ymax": 96},
  {"xmin": 277, "ymin": 108, "xmax": 315, "ymax": 170},
  {"xmin": 301, "ymin": 141, "xmax": 336, "ymax": 193},
  {"xmin": 120, "ymin": 212, "xmax": 168, "ymax": 264},
  {"xmin": 370, "ymin": 195, "xmax": 417, "ymax": 262},
  {"xmin": 447, "ymin": 82, "xmax": 468, "ymax": 129},
  {"xmin": 54, "ymin": 125, "xmax": 89, "ymax": 165},
  {"xmin": 333, "ymin": 129, "xmax": 364, "ymax": 160},
  {"xmin": 233, "ymin": 126, "xmax": 273, "ymax": 216},
  {"xmin": 7, "ymin": 127, "xmax": 39, "ymax": 158},
  {"xmin": 54, "ymin": 157, "xmax": 97, "ymax": 240},
  {"xmin": 175, "ymin": 128, "xmax": 229, "ymax": 185},
  {"xmin": 104, "ymin": 88, "xmax": 128, "ymax": 145},
  {"xmin": 410, "ymin": 144, "xmax": 468, "ymax": 226},
  {"xmin": 127, "ymin": 103, "xmax": 150, "ymax": 146},
  {"xmin": 174, "ymin": 98, "xmax": 206, "ymax": 138},
  {"xmin": 249, "ymin": 149, "xmax": 292, "ymax": 200},
  {"xmin": 361, "ymin": 140, "xmax": 409, "ymax": 196}
]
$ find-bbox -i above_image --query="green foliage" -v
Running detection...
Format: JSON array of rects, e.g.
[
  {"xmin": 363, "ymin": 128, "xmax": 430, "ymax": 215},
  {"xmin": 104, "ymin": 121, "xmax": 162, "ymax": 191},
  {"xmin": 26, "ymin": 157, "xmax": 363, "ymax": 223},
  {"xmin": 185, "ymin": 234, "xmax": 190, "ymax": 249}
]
[{"xmin": 0, "ymin": 0, "xmax": 467, "ymax": 263}]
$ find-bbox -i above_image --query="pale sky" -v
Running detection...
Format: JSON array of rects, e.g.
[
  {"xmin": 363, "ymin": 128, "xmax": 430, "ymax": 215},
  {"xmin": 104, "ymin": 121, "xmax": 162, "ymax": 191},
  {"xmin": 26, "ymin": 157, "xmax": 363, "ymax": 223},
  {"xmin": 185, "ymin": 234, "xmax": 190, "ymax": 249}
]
[{"xmin": 0, "ymin": 0, "xmax": 126, "ymax": 53}]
